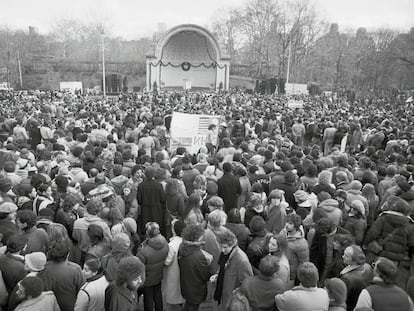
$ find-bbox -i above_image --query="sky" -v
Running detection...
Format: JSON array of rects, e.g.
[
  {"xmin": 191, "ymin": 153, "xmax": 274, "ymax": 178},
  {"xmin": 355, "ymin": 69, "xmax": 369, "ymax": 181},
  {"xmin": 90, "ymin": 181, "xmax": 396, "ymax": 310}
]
[{"xmin": 0, "ymin": 0, "xmax": 413, "ymax": 39}]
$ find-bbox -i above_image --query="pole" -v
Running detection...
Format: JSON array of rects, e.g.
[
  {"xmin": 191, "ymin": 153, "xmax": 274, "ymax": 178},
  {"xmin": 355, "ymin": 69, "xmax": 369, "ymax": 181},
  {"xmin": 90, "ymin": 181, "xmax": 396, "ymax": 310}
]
[
  {"xmin": 101, "ymin": 31, "xmax": 106, "ymax": 97},
  {"xmin": 17, "ymin": 49, "xmax": 23, "ymax": 89},
  {"xmin": 286, "ymin": 38, "xmax": 291, "ymax": 84}
]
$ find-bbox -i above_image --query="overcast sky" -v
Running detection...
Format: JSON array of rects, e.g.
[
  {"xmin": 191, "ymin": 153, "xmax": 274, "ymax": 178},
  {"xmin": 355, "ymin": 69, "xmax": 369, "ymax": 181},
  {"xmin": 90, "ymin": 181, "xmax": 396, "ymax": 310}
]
[{"xmin": 1, "ymin": 0, "xmax": 413, "ymax": 39}]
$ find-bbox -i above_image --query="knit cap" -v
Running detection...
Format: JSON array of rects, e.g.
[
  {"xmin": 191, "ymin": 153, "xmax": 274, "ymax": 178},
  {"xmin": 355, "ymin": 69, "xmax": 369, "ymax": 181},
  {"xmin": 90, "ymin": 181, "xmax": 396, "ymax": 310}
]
[
  {"xmin": 206, "ymin": 181, "xmax": 218, "ymax": 195},
  {"xmin": 249, "ymin": 216, "xmax": 266, "ymax": 235},
  {"xmin": 123, "ymin": 217, "xmax": 137, "ymax": 234},
  {"xmin": 111, "ymin": 233, "xmax": 131, "ymax": 253}
]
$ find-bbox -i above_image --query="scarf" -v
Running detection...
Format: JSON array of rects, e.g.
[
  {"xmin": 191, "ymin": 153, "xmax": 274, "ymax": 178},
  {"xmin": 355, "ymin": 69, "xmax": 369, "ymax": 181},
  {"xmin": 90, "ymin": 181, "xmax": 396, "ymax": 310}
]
[{"xmin": 214, "ymin": 247, "xmax": 235, "ymax": 304}]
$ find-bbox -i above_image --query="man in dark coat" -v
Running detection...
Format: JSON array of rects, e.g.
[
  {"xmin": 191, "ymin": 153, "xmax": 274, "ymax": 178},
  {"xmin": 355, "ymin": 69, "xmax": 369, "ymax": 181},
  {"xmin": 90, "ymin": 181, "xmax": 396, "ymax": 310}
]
[
  {"xmin": 105, "ymin": 256, "xmax": 146, "ymax": 311},
  {"xmin": 217, "ymin": 162, "xmax": 241, "ymax": 213},
  {"xmin": 136, "ymin": 222, "xmax": 169, "ymax": 311},
  {"xmin": 137, "ymin": 166, "xmax": 167, "ymax": 237},
  {"xmin": 178, "ymin": 224, "xmax": 213, "ymax": 311}
]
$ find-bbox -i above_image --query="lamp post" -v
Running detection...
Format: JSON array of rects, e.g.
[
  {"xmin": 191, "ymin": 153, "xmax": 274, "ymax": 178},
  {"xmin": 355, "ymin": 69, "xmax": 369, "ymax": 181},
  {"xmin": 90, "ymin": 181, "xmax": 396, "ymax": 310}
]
[{"xmin": 101, "ymin": 30, "xmax": 106, "ymax": 97}]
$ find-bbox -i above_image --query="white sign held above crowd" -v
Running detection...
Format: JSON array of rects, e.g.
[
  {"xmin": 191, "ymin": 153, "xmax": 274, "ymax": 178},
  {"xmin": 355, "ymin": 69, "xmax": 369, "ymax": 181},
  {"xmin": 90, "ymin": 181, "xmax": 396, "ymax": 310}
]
[{"xmin": 170, "ymin": 112, "xmax": 222, "ymax": 154}]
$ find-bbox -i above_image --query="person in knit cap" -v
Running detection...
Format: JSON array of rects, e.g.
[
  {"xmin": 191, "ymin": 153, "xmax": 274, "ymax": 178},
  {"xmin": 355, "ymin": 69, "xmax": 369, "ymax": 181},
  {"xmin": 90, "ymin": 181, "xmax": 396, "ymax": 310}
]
[
  {"xmin": 101, "ymin": 233, "xmax": 132, "ymax": 282},
  {"xmin": 105, "ymin": 256, "xmax": 146, "ymax": 311},
  {"xmin": 325, "ymin": 277, "xmax": 347, "ymax": 311},
  {"xmin": 136, "ymin": 222, "xmax": 169, "ymax": 311},
  {"xmin": 178, "ymin": 224, "xmax": 214, "ymax": 311},
  {"xmin": 342, "ymin": 200, "xmax": 367, "ymax": 245},
  {"xmin": 246, "ymin": 215, "xmax": 268, "ymax": 271},
  {"xmin": 294, "ymin": 190, "xmax": 312, "ymax": 220},
  {"xmin": 7, "ymin": 252, "xmax": 48, "ymax": 310}
]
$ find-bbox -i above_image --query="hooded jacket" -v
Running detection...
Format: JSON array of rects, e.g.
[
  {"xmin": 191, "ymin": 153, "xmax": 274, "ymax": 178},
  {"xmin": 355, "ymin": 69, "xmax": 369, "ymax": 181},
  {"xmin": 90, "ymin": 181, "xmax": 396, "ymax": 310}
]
[
  {"xmin": 319, "ymin": 199, "xmax": 343, "ymax": 226},
  {"xmin": 72, "ymin": 214, "xmax": 112, "ymax": 252},
  {"xmin": 136, "ymin": 234, "xmax": 169, "ymax": 286},
  {"xmin": 365, "ymin": 211, "xmax": 414, "ymax": 262},
  {"xmin": 178, "ymin": 242, "xmax": 213, "ymax": 304},
  {"xmin": 284, "ymin": 228, "xmax": 309, "ymax": 281}
]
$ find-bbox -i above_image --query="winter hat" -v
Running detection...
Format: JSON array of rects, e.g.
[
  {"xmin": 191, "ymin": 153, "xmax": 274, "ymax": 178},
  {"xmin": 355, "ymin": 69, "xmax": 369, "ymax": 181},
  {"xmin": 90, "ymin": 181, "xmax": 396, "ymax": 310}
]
[
  {"xmin": 294, "ymin": 190, "xmax": 309, "ymax": 202},
  {"xmin": 0, "ymin": 202, "xmax": 18, "ymax": 213},
  {"xmin": 325, "ymin": 278, "xmax": 347, "ymax": 304},
  {"xmin": 123, "ymin": 217, "xmax": 137, "ymax": 234},
  {"xmin": 349, "ymin": 180, "xmax": 363, "ymax": 191},
  {"xmin": 25, "ymin": 252, "xmax": 47, "ymax": 272},
  {"xmin": 111, "ymin": 233, "xmax": 131, "ymax": 253},
  {"xmin": 249, "ymin": 216, "xmax": 266, "ymax": 234},
  {"xmin": 206, "ymin": 181, "xmax": 218, "ymax": 195},
  {"xmin": 351, "ymin": 200, "xmax": 365, "ymax": 215}
]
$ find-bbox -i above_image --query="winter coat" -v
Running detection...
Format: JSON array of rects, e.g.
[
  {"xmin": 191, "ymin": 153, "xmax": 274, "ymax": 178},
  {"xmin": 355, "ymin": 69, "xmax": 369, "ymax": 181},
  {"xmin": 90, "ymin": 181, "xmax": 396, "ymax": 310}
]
[
  {"xmin": 39, "ymin": 261, "xmax": 85, "ymax": 311},
  {"xmin": 240, "ymin": 273, "xmax": 284, "ymax": 311},
  {"xmin": 275, "ymin": 285, "xmax": 330, "ymax": 311},
  {"xmin": 74, "ymin": 274, "xmax": 109, "ymax": 311},
  {"xmin": 364, "ymin": 211, "xmax": 414, "ymax": 262},
  {"xmin": 0, "ymin": 253, "xmax": 26, "ymax": 294},
  {"xmin": 265, "ymin": 204, "xmax": 286, "ymax": 234},
  {"xmin": 104, "ymin": 283, "xmax": 137, "ymax": 311},
  {"xmin": 340, "ymin": 264, "xmax": 373, "ymax": 311},
  {"xmin": 178, "ymin": 242, "xmax": 213, "ymax": 304},
  {"xmin": 246, "ymin": 231, "xmax": 268, "ymax": 270},
  {"xmin": 218, "ymin": 246, "xmax": 253, "ymax": 311},
  {"xmin": 137, "ymin": 178, "xmax": 167, "ymax": 236},
  {"xmin": 284, "ymin": 229, "xmax": 309, "ymax": 281},
  {"xmin": 72, "ymin": 214, "xmax": 112, "ymax": 252},
  {"xmin": 345, "ymin": 190, "xmax": 369, "ymax": 216},
  {"xmin": 217, "ymin": 172, "xmax": 241, "ymax": 212},
  {"xmin": 136, "ymin": 234, "xmax": 169, "ymax": 287},
  {"xmin": 342, "ymin": 216, "xmax": 366, "ymax": 245},
  {"xmin": 225, "ymin": 223, "xmax": 250, "ymax": 251},
  {"xmin": 163, "ymin": 236, "xmax": 185, "ymax": 305},
  {"xmin": 319, "ymin": 199, "xmax": 343, "ymax": 226},
  {"xmin": 14, "ymin": 291, "xmax": 60, "ymax": 311},
  {"xmin": 22, "ymin": 226, "xmax": 49, "ymax": 254},
  {"xmin": 202, "ymin": 227, "xmax": 222, "ymax": 273}
]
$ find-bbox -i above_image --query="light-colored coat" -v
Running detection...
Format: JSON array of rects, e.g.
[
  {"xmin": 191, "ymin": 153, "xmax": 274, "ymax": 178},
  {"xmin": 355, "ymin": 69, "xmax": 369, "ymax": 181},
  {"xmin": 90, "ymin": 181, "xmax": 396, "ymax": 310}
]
[
  {"xmin": 163, "ymin": 236, "xmax": 185, "ymax": 305},
  {"xmin": 275, "ymin": 285, "xmax": 329, "ymax": 311}
]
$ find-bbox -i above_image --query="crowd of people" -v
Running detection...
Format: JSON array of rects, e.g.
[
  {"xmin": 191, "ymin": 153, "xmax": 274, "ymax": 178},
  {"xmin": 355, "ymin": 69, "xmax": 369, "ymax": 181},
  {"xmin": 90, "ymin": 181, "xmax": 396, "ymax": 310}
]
[{"xmin": 0, "ymin": 89, "xmax": 413, "ymax": 311}]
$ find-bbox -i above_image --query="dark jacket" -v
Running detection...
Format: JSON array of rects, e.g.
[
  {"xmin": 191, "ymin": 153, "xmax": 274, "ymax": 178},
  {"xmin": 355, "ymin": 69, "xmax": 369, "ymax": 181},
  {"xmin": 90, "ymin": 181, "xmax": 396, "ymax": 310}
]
[
  {"xmin": 38, "ymin": 260, "xmax": 85, "ymax": 311},
  {"xmin": 0, "ymin": 219, "xmax": 18, "ymax": 245},
  {"xmin": 104, "ymin": 282, "xmax": 138, "ymax": 311},
  {"xmin": 343, "ymin": 216, "xmax": 366, "ymax": 245},
  {"xmin": 340, "ymin": 264, "xmax": 373, "ymax": 311},
  {"xmin": 365, "ymin": 280, "xmax": 410, "ymax": 311},
  {"xmin": 137, "ymin": 178, "xmax": 167, "ymax": 235},
  {"xmin": 240, "ymin": 273, "xmax": 284, "ymax": 311},
  {"xmin": 0, "ymin": 253, "xmax": 26, "ymax": 293},
  {"xmin": 178, "ymin": 242, "xmax": 213, "ymax": 304},
  {"xmin": 136, "ymin": 234, "xmax": 169, "ymax": 286},
  {"xmin": 225, "ymin": 223, "xmax": 250, "ymax": 251},
  {"xmin": 217, "ymin": 172, "xmax": 241, "ymax": 212},
  {"xmin": 364, "ymin": 211, "xmax": 414, "ymax": 262}
]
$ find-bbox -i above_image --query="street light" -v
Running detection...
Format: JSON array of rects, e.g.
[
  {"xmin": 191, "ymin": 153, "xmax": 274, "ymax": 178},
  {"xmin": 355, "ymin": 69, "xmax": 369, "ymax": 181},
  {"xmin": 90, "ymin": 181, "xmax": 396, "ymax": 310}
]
[{"xmin": 101, "ymin": 30, "xmax": 106, "ymax": 97}]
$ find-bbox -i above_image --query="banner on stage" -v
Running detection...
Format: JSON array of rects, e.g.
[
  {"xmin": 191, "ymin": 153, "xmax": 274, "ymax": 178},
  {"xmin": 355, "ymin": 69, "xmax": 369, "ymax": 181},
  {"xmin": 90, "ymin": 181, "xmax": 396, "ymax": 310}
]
[{"xmin": 170, "ymin": 112, "xmax": 222, "ymax": 154}]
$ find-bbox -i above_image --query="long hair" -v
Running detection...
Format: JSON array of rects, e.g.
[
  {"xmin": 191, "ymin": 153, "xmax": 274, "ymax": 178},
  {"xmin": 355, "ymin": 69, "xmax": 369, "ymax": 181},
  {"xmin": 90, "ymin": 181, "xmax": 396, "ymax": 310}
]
[{"xmin": 183, "ymin": 193, "xmax": 202, "ymax": 219}]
